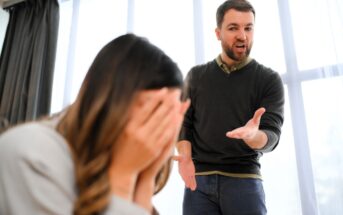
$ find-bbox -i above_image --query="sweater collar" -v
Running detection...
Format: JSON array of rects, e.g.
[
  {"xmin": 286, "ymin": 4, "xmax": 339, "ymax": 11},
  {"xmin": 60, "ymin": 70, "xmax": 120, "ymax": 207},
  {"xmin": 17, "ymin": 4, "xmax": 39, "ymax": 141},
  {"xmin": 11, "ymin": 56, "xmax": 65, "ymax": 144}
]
[{"xmin": 215, "ymin": 55, "xmax": 252, "ymax": 74}]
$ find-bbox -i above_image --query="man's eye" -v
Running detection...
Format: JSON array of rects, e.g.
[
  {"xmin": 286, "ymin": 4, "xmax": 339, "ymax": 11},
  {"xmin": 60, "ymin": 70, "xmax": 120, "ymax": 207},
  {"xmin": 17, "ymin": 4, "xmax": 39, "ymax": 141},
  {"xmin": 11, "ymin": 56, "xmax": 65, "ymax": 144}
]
[{"xmin": 245, "ymin": 27, "xmax": 253, "ymax": 31}]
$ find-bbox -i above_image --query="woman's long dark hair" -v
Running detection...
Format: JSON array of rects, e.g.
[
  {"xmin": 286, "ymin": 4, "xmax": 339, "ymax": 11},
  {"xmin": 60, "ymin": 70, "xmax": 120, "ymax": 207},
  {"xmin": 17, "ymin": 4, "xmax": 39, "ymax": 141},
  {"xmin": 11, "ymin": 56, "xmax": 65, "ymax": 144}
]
[{"xmin": 57, "ymin": 34, "xmax": 183, "ymax": 215}]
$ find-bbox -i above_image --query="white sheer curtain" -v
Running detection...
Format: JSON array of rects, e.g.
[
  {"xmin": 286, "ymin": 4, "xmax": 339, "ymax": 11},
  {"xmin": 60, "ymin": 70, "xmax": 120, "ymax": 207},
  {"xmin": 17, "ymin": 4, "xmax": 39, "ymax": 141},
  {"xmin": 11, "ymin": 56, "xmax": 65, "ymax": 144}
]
[
  {"xmin": 51, "ymin": 0, "xmax": 343, "ymax": 214},
  {"xmin": 0, "ymin": 8, "xmax": 9, "ymax": 51}
]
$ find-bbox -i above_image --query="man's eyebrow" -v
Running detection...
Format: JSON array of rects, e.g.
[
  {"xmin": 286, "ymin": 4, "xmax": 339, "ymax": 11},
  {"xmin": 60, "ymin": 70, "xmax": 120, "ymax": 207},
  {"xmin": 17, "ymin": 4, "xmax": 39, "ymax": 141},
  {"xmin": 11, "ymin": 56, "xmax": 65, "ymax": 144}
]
[
  {"xmin": 225, "ymin": 23, "xmax": 239, "ymax": 29},
  {"xmin": 227, "ymin": 23, "xmax": 239, "ymax": 27},
  {"xmin": 226, "ymin": 23, "xmax": 254, "ymax": 28}
]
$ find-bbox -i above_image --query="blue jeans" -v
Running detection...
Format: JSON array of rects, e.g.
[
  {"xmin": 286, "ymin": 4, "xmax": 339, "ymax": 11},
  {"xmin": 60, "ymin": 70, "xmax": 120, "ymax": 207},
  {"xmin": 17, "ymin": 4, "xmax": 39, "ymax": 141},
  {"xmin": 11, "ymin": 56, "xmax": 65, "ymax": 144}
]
[{"xmin": 183, "ymin": 175, "xmax": 267, "ymax": 215}]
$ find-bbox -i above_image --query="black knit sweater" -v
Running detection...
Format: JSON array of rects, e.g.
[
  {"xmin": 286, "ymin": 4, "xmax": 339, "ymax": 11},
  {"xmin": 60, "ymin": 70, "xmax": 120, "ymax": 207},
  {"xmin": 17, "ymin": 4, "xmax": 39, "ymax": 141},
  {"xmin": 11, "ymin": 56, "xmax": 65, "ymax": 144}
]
[{"xmin": 180, "ymin": 59, "xmax": 284, "ymax": 175}]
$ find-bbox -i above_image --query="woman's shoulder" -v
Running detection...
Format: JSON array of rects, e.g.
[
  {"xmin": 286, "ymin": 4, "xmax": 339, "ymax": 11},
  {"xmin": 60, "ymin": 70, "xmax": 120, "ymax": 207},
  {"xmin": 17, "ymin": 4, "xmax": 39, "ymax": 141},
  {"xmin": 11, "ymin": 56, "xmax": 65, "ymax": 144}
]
[
  {"xmin": 0, "ymin": 121, "xmax": 67, "ymax": 156},
  {"xmin": 0, "ymin": 121, "xmax": 73, "ymax": 174}
]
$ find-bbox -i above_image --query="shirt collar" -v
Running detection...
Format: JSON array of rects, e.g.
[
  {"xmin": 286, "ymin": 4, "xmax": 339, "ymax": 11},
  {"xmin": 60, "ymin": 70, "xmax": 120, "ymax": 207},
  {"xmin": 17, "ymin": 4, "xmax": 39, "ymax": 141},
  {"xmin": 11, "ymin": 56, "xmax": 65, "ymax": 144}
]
[{"xmin": 215, "ymin": 55, "xmax": 252, "ymax": 74}]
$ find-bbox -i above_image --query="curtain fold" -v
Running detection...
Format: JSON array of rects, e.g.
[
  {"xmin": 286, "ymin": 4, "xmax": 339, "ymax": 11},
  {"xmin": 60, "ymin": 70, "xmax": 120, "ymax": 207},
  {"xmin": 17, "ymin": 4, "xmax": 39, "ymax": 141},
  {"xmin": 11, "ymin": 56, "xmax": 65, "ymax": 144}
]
[{"xmin": 0, "ymin": 0, "xmax": 59, "ymax": 132}]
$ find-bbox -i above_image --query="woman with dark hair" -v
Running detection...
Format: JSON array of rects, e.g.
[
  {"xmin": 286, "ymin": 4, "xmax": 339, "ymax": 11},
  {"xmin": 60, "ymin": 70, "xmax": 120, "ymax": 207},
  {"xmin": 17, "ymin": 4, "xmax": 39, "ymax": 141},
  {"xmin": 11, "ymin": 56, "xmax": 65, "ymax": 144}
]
[{"xmin": 0, "ymin": 33, "xmax": 189, "ymax": 215}]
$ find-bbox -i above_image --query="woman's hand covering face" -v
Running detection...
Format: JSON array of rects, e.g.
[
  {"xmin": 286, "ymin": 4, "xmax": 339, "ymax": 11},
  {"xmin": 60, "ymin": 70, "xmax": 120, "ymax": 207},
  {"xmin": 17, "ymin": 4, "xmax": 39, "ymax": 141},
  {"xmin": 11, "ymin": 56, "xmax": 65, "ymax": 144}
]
[{"xmin": 109, "ymin": 88, "xmax": 190, "ymax": 202}]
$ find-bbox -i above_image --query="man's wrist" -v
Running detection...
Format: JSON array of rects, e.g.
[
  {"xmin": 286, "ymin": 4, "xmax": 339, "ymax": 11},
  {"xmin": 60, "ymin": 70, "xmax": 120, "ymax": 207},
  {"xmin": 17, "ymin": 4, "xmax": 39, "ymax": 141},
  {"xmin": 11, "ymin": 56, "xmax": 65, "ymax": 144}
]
[{"xmin": 244, "ymin": 130, "xmax": 268, "ymax": 149}]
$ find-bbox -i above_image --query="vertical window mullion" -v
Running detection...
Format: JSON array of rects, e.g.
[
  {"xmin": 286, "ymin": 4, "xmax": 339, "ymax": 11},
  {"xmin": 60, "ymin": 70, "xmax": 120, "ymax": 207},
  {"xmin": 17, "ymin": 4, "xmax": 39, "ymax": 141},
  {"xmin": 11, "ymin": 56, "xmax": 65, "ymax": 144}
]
[
  {"xmin": 63, "ymin": 0, "xmax": 80, "ymax": 107},
  {"xmin": 277, "ymin": 0, "xmax": 318, "ymax": 214},
  {"xmin": 126, "ymin": 0, "xmax": 134, "ymax": 33},
  {"xmin": 193, "ymin": 0, "xmax": 204, "ymax": 65}
]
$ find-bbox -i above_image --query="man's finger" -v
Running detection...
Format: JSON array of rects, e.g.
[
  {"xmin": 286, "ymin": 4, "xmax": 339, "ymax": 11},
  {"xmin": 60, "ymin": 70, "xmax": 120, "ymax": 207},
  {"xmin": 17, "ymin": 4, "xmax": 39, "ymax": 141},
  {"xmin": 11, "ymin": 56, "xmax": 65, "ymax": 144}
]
[
  {"xmin": 252, "ymin": 107, "xmax": 266, "ymax": 124},
  {"xmin": 190, "ymin": 176, "xmax": 197, "ymax": 191},
  {"xmin": 226, "ymin": 127, "xmax": 243, "ymax": 139}
]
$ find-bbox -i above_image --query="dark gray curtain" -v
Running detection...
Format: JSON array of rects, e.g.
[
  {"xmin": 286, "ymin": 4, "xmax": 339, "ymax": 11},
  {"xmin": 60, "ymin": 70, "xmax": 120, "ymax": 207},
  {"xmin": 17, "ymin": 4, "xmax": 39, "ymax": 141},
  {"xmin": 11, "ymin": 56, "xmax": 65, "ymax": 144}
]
[{"xmin": 0, "ymin": 0, "xmax": 59, "ymax": 131}]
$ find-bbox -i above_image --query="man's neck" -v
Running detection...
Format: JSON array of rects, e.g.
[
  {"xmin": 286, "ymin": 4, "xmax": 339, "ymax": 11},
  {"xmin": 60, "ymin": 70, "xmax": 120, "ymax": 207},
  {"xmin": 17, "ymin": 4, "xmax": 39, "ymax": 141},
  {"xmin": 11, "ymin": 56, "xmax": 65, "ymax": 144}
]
[
  {"xmin": 217, "ymin": 54, "xmax": 252, "ymax": 73},
  {"xmin": 220, "ymin": 53, "xmax": 247, "ymax": 67}
]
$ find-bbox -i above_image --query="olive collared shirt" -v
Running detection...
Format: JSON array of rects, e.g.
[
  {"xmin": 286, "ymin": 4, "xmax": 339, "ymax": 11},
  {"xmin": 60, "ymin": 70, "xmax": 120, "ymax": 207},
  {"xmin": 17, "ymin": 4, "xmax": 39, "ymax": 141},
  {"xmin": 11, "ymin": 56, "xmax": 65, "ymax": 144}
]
[{"xmin": 215, "ymin": 55, "xmax": 252, "ymax": 74}]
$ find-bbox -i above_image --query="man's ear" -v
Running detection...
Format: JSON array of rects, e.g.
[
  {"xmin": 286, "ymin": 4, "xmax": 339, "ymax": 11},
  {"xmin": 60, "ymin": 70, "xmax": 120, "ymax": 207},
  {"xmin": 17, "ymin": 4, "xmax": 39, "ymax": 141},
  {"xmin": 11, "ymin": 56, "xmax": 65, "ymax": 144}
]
[{"xmin": 215, "ymin": 27, "xmax": 221, "ymax": 40}]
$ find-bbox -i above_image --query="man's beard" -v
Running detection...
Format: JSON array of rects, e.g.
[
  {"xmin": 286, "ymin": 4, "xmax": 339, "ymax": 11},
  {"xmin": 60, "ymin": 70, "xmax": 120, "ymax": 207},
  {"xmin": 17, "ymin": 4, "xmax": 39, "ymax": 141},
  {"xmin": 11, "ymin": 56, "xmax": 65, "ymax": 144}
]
[{"xmin": 224, "ymin": 45, "xmax": 251, "ymax": 62}]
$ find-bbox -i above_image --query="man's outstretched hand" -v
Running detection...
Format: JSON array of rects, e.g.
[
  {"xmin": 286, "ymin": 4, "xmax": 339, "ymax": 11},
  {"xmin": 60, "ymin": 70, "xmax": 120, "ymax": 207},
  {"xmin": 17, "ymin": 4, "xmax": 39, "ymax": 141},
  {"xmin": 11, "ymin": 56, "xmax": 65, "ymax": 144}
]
[{"xmin": 226, "ymin": 107, "xmax": 267, "ymax": 149}]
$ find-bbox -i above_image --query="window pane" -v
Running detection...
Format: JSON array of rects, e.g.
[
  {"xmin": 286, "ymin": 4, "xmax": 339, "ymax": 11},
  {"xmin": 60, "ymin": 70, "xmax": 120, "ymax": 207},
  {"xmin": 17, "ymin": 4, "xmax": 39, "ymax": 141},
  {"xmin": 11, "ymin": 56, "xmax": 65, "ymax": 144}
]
[
  {"xmin": 289, "ymin": 0, "xmax": 343, "ymax": 71},
  {"xmin": 302, "ymin": 77, "xmax": 343, "ymax": 215},
  {"xmin": 71, "ymin": 0, "xmax": 128, "ymax": 102},
  {"xmin": 201, "ymin": 0, "xmax": 222, "ymax": 63},
  {"xmin": 51, "ymin": 0, "xmax": 73, "ymax": 113},
  {"xmin": 133, "ymin": 0, "xmax": 195, "ymax": 77},
  {"xmin": 52, "ymin": 0, "xmax": 129, "ymax": 111},
  {"xmin": 261, "ymin": 85, "xmax": 302, "ymax": 215},
  {"xmin": 250, "ymin": 0, "xmax": 287, "ymax": 74}
]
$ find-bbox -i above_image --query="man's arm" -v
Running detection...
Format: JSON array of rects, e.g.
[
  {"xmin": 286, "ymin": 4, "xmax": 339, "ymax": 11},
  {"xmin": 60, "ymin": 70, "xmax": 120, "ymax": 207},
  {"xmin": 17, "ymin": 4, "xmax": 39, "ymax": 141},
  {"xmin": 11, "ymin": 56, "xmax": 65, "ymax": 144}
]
[
  {"xmin": 176, "ymin": 140, "xmax": 192, "ymax": 157},
  {"xmin": 227, "ymin": 70, "xmax": 285, "ymax": 152},
  {"xmin": 173, "ymin": 140, "xmax": 196, "ymax": 190}
]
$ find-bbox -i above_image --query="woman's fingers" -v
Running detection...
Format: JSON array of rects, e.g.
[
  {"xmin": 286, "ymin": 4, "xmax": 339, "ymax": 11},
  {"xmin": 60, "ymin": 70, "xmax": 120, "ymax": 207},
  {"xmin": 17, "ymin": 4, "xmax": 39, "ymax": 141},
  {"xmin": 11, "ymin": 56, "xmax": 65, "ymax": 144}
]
[
  {"xmin": 180, "ymin": 99, "xmax": 191, "ymax": 115},
  {"xmin": 143, "ymin": 90, "xmax": 181, "ymax": 143},
  {"xmin": 130, "ymin": 88, "xmax": 168, "ymax": 127},
  {"xmin": 116, "ymin": 89, "xmax": 189, "ymax": 175},
  {"xmin": 151, "ymin": 98, "xmax": 190, "ymax": 150}
]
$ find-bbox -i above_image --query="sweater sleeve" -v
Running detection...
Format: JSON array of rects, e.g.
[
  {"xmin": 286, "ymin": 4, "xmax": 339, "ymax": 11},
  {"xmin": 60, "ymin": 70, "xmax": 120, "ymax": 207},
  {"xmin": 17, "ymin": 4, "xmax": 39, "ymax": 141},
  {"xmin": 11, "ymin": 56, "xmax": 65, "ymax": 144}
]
[
  {"xmin": 104, "ymin": 195, "xmax": 150, "ymax": 215},
  {"xmin": 257, "ymin": 71, "xmax": 285, "ymax": 153},
  {"xmin": 179, "ymin": 69, "xmax": 195, "ymax": 142}
]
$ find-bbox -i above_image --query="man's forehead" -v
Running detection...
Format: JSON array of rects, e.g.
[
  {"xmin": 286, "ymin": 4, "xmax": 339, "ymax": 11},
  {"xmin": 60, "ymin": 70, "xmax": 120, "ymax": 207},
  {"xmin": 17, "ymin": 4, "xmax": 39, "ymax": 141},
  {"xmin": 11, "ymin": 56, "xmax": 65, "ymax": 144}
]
[{"xmin": 222, "ymin": 10, "xmax": 254, "ymax": 26}]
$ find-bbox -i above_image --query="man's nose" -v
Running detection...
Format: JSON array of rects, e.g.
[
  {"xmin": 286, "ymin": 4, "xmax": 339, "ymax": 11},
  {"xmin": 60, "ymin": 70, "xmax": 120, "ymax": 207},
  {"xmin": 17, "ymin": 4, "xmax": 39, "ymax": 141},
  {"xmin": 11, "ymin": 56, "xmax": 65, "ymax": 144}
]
[{"xmin": 236, "ymin": 30, "xmax": 247, "ymax": 40}]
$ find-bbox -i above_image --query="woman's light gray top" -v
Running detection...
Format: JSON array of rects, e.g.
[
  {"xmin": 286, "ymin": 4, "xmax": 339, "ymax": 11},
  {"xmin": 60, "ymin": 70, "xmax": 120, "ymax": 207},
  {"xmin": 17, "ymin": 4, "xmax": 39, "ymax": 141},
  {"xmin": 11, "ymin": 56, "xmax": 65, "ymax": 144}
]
[{"xmin": 0, "ymin": 119, "xmax": 149, "ymax": 215}]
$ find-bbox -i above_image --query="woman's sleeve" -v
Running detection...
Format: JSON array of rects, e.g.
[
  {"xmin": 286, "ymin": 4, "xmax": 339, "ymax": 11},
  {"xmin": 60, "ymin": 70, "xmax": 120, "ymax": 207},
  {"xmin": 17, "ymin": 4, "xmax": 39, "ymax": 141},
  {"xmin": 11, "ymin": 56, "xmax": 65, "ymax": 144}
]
[
  {"xmin": 0, "ymin": 124, "xmax": 76, "ymax": 215},
  {"xmin": 104, "ymin": 195, "xmax": 150, "ymax": 215}
]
